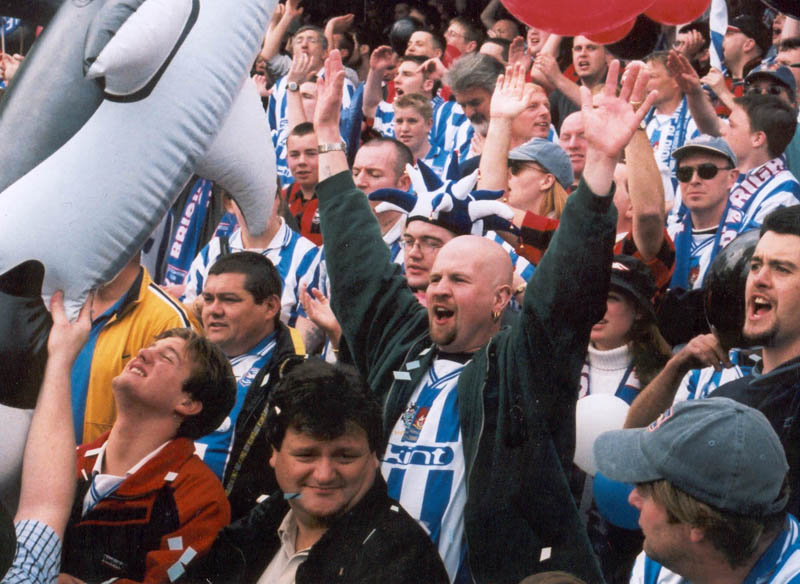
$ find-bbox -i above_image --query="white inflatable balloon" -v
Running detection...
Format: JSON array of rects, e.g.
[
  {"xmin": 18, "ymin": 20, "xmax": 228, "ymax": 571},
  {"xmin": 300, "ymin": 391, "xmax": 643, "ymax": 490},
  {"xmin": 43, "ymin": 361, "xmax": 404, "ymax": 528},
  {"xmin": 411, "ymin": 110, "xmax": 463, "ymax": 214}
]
[
  {"xmin": 574, "ymin": 394, "xmax": 630, "ymax": 476},
  {"xmin": 0, "ymin": 0, "xmax": 277, "ymax": 318}
]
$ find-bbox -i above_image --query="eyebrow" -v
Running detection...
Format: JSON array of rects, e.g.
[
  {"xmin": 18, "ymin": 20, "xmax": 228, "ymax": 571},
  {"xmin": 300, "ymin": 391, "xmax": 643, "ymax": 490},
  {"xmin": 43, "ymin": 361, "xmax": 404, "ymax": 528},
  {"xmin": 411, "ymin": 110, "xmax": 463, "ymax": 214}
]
[{"xmin": 164, "ymin": 346, "xmax": 183, "ymax": 363}]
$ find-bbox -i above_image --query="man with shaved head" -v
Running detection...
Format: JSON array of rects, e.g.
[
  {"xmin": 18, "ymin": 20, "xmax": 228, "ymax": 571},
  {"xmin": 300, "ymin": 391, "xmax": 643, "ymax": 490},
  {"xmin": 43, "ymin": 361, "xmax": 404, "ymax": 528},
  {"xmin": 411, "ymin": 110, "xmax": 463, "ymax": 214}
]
[{"xmin": 310, "ymin": 49, "xmax": 654, "ymax": 582}]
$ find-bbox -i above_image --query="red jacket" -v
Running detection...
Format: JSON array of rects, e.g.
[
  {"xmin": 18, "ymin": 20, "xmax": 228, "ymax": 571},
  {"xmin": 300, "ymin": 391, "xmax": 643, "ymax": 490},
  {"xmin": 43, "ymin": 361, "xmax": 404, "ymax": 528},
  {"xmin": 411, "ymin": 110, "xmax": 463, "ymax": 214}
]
[{"xmin": 62, "ymin": 434, "xmax": 230, "ymax": 583}]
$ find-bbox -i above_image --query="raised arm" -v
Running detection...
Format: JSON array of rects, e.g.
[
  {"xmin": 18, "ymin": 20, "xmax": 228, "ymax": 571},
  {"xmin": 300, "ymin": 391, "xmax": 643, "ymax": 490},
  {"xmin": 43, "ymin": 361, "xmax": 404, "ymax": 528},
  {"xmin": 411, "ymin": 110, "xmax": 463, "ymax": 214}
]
[
  {"xmin": 15, "ymin": 291, "xmax": 92, "ymax": 537},
  {"xmin": 667, "ymin": 50, "xmax": 721, "ymax": 136},
  {"xmin": 324, "ymin": 14, "xmax": 355, "ymax": 58},
  {"xmin": 259, "ymin": 0, "xmax": 303, "ymax": 64},
  {"xmin": 478, "ymin": 63, "xmax": 537, "ymax": 192},
  {"xmin": 581, "ymin": 60, "xmax": 657, "ymax": 196},
  {"xmin": 286, "ymin": 52, "xmax": 317, "ymax": 129},
  {"xmin": 315, "ymin": 50, "xmax": 349, "ymax": 179},
  {"xmin": 625, "ymin": 88, "xmax": 666, "ymax": 260},
  {"xmin": 362, "ymin": 46, "xmax": 394, "ymax": 120},
  {"xmin": 624, "ymin": 333, "xmax": 731, "ymax": 428},
  {"xmin": 533, "ymin": 53, "xmax": 581, "ymax": 106}
]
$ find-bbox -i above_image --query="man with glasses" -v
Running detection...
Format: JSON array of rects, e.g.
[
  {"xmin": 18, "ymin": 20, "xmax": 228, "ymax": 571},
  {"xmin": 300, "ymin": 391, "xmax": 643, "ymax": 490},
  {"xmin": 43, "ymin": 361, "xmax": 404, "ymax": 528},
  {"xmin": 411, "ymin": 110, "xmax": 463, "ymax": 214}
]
[
  {"xmin": 667, "ymin": 132, "xmax": 799, "ymax": 291},
  {"xmin": 444, "ymin": 17, "xmax": 481, "ymax": 57},
  {"xmin": 267, "ymin": 25, "xmax": 355, "ymax": 171}
]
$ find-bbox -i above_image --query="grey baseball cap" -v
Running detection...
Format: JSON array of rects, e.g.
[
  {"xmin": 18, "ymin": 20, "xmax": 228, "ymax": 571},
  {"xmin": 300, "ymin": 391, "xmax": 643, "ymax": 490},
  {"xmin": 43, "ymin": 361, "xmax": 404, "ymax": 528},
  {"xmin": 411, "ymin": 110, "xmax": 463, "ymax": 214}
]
[
  {"xmin": 508, "ymin": 138, "xmax": 574, "ymax": 189},
  {"xmin": 594, "ymin": 398, "xmax": 789, "ymax": 517},
  {"xmin": 672, "ymin": 134, "xmax": 737, "ymax": 167}
]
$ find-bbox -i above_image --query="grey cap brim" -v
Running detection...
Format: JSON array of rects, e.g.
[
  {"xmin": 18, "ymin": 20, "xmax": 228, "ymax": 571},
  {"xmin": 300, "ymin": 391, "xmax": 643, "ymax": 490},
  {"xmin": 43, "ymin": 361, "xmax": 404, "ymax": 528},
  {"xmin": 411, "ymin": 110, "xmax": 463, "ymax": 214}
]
[
  {"xmin": 672, "ymin": 143, "xmax": 736, "ymax": 167},
  {"xmin": 594, "ymin": 428, "xmax": 663, "ymax": 484}
]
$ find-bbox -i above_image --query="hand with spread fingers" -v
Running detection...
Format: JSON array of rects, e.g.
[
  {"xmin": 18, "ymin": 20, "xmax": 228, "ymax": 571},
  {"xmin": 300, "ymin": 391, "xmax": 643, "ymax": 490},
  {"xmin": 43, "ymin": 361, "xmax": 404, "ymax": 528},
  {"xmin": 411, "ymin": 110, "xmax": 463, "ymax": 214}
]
[
  {"xmin": 580, "ymin": 60, "xmax": 657, "ymax": 195},
  {"xmin": 490, "ymin": 62, "xmax": 538, "ymax": 120},
  {"xmin": 667, "ymin": 49, "xmax": 703, "ymax": 96},
  {"xmin": 313, "ymin": 50, "xmax": 346, "ymax": 138}
]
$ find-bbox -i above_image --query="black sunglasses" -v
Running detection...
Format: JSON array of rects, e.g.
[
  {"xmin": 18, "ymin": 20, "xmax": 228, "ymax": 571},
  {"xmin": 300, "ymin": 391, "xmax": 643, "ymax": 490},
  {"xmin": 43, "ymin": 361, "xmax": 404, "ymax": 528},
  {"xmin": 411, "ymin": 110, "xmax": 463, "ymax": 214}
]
[
  {"xmin": 745, "ymin": 84, "xmax": 788, "ymax": 97},
  {"xmin": 676, "ymin": 163, "xmax": 732, "ymax": 183}
]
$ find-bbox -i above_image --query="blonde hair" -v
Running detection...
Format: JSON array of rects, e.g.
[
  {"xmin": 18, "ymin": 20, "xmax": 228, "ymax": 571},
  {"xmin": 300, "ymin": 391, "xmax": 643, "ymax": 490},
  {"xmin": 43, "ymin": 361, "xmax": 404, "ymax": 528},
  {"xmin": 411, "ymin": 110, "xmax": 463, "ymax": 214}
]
[{"xmin": 537, "ymin": 181, "xmax": 568, "ymax": 219}]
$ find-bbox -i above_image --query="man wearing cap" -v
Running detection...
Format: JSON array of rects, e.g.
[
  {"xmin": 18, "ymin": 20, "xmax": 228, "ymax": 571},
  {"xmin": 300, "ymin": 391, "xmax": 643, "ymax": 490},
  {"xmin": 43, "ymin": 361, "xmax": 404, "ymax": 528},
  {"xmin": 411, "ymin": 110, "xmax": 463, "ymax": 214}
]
[
  {"xmin": 723, "ymin": 15, "xmax": 772, "ymax": 95},
  {"xmin": 667, "ymin": 133, "xmax": 799, "ymax": 291},
  {"xmin": 595, "ymin": 398, "xmax": 800, "ymax": 583},
  {"xmin": 746, "ymin": 62, "xmax": 800, "ymax": 180}
]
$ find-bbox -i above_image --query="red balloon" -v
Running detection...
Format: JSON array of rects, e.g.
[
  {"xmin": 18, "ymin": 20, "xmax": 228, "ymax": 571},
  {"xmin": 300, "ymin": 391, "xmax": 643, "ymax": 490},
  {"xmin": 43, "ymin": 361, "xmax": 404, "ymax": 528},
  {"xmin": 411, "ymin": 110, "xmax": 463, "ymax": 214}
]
[
  {"xmin": 587, "ymin": 18, "xmax": 637, "ymax": 44},
  {"xmin": 645, "ymin": 0, "xmax": 710, "ymax": 26},
  {"xmin": 500, "ymin": 0, "xmax": 656, "ymax": 37}
]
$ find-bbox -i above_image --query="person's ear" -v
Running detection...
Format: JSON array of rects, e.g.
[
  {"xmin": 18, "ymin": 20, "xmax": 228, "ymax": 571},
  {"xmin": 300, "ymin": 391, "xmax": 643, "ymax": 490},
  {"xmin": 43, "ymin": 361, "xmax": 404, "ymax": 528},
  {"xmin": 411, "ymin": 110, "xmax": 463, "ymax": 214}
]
[{"xmin": 176, "ymin": 396, "xmax": 202, "ymax": 417}]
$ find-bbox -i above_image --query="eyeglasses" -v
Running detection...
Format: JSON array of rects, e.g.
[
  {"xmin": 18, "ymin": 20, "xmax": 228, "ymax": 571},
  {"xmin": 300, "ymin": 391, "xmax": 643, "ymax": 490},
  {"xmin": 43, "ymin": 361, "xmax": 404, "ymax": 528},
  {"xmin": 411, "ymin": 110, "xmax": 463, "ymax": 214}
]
[
  {"xmin": 508, "ymin": 160, "xmax": 548, "ymax": 176},
  {"xmin": 401, "ymin": 235, "xmax": 444, "ymax": 253},
  {"xmin": 676, "ymin": 163, "xmax": 732, "ymax": 183},
  {"xmin": 294, "ymin": 34, "xmax": 321, "ymax": 45},
  {"xmin": 745, "ymin": 84, "xmax": 788, "ymax": 97}
]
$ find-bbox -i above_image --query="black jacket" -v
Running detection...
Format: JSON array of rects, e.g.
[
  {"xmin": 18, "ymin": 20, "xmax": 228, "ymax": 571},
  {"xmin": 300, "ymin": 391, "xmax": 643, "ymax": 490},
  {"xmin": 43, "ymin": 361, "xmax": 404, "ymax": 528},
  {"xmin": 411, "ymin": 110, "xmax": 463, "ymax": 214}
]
[
  {"xmin": 192, "ymin": 473, "xmax": 449, "ymax": 583},
  {"xmin": 222, "ymin": 322, "xmax": 299, "ymax": 521}
]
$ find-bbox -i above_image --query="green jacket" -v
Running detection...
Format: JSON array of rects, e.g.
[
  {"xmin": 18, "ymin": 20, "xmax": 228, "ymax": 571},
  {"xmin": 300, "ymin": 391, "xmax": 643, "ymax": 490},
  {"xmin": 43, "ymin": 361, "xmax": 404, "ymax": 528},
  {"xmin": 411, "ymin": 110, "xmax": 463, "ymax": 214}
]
[{"xmin": 318, "ymin": 170, "xmax": 615, "ymax": 583}]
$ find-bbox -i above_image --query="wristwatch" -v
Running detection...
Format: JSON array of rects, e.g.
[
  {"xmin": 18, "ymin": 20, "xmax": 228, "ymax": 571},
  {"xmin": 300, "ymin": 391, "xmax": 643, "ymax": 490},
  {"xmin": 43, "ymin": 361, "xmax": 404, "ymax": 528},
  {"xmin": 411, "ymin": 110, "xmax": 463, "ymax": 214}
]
[
  {"xmin": 317, "ymin": 141, "xmax": 347, "ymax": 154},
  {"xmin": 287, "ymin": 81, "xmax": 299, "ymax": 92}
]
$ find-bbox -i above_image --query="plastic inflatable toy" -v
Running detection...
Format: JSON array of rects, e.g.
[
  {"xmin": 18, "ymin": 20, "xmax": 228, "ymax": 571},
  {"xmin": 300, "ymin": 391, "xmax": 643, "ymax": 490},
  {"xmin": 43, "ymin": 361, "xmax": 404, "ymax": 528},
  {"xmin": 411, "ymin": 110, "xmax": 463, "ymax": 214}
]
[{"xmin": 0, "ymin": 0, "xmax": 278, "ymax": 505}]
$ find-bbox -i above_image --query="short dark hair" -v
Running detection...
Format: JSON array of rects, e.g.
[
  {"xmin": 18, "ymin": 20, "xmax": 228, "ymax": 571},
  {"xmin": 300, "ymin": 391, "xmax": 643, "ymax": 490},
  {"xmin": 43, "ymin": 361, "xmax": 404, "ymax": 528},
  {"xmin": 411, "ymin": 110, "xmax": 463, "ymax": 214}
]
[
  {"xmin": 294, "ymin": 25, "xmax": 327, "ymax": 51},
  {"xmin": 157, "ymin": 328, "xmax": 236, "ymax": 440},
  {"xmin": 358, "ymin": 136, "xmax": 414, "ymax": 179},
  {"xmin": 760, "ymin": 204, "xmax": 800, "ymax": 238},
  {"xmin": 207, "ymin": 251, "xmax": 282, "ymax": 324},
  {"xmin": 265, "ymin": 357, "xmax": 384, "ymax": 456},
  {"xmin": 734, "ymin": 93, "xmax": 798, "ymax": 158},
  {"xmin": 449, "ymin": 16, "xmax": 484, "ymax": 47},
  {"xmin": 288, "ymin": 121, "xmax": 315, "ymax": 141}
]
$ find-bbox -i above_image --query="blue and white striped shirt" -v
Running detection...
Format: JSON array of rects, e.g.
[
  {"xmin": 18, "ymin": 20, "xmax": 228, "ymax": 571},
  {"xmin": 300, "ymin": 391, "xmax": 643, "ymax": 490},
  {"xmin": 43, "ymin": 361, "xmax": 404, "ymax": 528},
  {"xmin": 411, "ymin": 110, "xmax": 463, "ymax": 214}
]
[
  {"xmin": 181, "ymin": 219, "xmax": 320, "ymax": 326},
  {"xmin": 194, "ymin": 331, "xmax": 277, "ymax": 479},
  {"xmin": 382, "ymin": 356, "xmax": 469, "ymax": 582}
]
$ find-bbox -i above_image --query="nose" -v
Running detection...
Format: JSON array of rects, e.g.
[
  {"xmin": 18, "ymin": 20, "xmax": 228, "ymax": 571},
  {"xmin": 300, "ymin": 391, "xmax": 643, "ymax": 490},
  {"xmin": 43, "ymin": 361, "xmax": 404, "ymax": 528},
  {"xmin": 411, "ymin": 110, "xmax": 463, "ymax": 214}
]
[
  {"xmin": 312, "ymin": 457, "xmax": 338, "ymax": 484},
  {"xmin": 628, "ymin": 487, "xmax": 643, "ymax": 509}
]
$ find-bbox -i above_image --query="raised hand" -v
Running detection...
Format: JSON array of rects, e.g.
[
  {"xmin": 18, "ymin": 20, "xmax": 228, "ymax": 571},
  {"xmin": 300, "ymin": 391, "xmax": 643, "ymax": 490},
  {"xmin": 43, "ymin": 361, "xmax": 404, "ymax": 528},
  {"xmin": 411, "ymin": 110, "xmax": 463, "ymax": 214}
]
[
  {"xmin": 288, "ymin": 51, "xmax": 315, "ymax": 84},
  {"xmin": 674, "ymin": 29, "xmax": 705, "ymax": 60},
  {"xmin": 532, "ymin": 53, "xmax": 560, "ymax": 85},
  {"xmin": 419, "ymin": 57, "xmax": 448, "ymax": 81},
  {"xmin": 327, "ymin": 14, "xmax": 355, "ymax": 34},
  {"xmin": 300, "ymin": 284, "xmax": 342, "ymax": 346},
  {"xmin": 313, "ymin": 50, "xmax": 345, "ymax": 136},
  {"xmin": 47, "ymin": 290, "xmax": 92, "ymax": 366},
  {"xmin": 508, "ymin": 36, "xmax": 531, "ymax": 71},
  {"xmin": 580, "ymin": 60, "xmax": 656, "ymax": 161},
  {"xmin": 666, "ymin": 50, "xmax": 702, "ymax": 96},
  {"xmin": 701, "ymin": 67, "xmax": 727, "ymax": 96},
  {"xmin": 580, "ymin": 60, "xmax": 656, "ymax": 195},
  {"xmin": 490, "ymin": 63, "xmax": 538, "ymax": 120},
  {"xmin": 284, "ymin": 0, "xmax": 304, "ymax": 23},
  {"xmin": 369, "ymin": 45, "xmax": 395, "ymax": 74}
]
